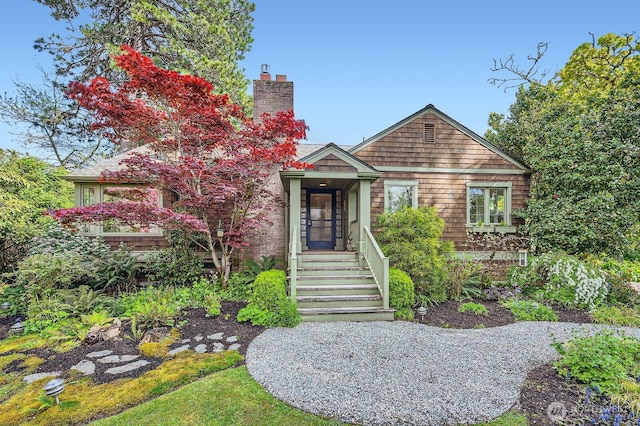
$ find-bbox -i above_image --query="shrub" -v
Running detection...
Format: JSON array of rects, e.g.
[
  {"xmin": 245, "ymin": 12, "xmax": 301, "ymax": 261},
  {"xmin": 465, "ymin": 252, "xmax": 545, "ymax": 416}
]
[
  {"xmin": 445, "ymin": 258, "xmax": 485, "ymax": 301},
  {"xmin": 552, "ymin": 329, "xmax": 640, "ymax": 393},
  {"xmin": 389, "ymin": 268, "xmax": 414, "ymax": 319},
  {"xmin": 508, "ymin": 252, "xmax": 608, "ymax": 310},
  {"xmin": 376, "ymin": 207, "xmax": 453, "ymax": 304},
  {"xmin": 458, "ymin": 302, "xmax": 488, "ymax": 315},
  {"xmin": 145, "ymin": 246, "xmax": 204, "ymax": 288},
  {"xmin": 237, "ymin": 270, "xmax": 300, "ymax": 327},
  {"xmin": 27, "ymin": 223, "xmax": 140, "ymax": 293},
  {"xmin": 500, "ymin": 299, "xmax": 558, "ymax": 321},
  {"xmin": 592, "ymin": 306, "xmax": 640, "ymax": 327}
]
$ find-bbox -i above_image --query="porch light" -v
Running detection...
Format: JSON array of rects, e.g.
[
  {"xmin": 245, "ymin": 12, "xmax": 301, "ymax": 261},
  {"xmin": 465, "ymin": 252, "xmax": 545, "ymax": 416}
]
[
  {"xmin": 319, "ymin": 183, "xmax": 327, "ymax": 187},
  {"xmin": 518, "ymin": 249, "xmax": 528, "ymax": 267},
  {"xmin": 43, "ymin": 378, "xmax": 65, "ymax": 404}
]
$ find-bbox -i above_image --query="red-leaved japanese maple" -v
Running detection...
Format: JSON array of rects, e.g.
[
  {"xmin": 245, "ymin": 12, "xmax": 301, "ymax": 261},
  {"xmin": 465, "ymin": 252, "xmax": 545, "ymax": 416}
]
[{"xmin": 50, "ymin": 46, "xmax": 308, "ymax": 286}]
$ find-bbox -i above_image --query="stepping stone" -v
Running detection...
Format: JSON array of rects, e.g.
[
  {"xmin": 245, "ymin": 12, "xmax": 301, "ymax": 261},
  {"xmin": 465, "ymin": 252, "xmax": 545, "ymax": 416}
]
[
  {"xmin": 98, "ymin": 355, "xmax": 140, "ymax": 364},
  {"xmin": 226, "ymin": 336, "xmax": 238, "ymax": 343},
  {"xmin": 167, "ymin": 345, "xmax": 190, "ymax": 356},
  {"xmin": 181, "ymin": 339, "xmax": 190, "ymax": 344},
  {"xmin": 194, "ymin": 344, "xmax": 207, "ymax": 353},
  {"xmin": 194, "ymin": 335, "xmax": 203, "ymax": 342},
  {"xmin": 71, "ymin": 360, "xmax": 96, "ymax": 375},
  {"xmin": 212, "ymin": 342, "xmax": 224, "ymax": 352},
  {"xmin": 228, "ymin": 343, "xmax": 241, "ymax": 351},
  {"xmin": 207, "ymin": 332, "xmax": 223, "ymax": 340},
  {"xmin": 86, "ymin": 350, "xmax": 113, "ymax": 358},
  {"xmin": 23, "ymin": 372, "xmax": 61, "ymax": 384},
  {"xmin": 106, "ymin": 360, "xmax": 150, "ymax": 375}
]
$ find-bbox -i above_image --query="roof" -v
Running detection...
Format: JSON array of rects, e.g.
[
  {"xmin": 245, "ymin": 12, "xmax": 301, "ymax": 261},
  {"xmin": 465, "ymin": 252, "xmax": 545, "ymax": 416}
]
[
  {"xmin": 64, "ymin": 143, "xmax": 340, "ymax": 182},
  {"xmin": 348, "ymin": 104, "xmax": 529, "ymax": 171}
]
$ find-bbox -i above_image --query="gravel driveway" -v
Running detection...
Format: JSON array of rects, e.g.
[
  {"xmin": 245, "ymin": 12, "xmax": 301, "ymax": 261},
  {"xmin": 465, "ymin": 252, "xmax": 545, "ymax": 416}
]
[{"xmin": 246, "ymin": 321, "xmax": 640, "ymax": 426}]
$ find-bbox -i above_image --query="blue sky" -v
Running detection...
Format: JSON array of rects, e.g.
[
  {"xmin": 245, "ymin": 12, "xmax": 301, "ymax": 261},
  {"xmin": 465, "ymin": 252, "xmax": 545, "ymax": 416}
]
[{"xmin": 1, "ymin": 0, "xmax": 638, "ymax": 156}]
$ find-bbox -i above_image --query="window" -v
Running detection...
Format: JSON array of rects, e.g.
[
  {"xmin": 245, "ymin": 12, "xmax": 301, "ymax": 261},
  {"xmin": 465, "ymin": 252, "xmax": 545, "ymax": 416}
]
[
  {"xmin": 466, "ymin": 182, "xmax": 512, "ymax": 226},
  {"xmin": 384, "ymin": 181, "xmax": 418, "ymax": 212},
  {"xmin": 423, "ymin": 123, "xmax": 435, "ymax": 143},
  {"xmin": 79, "ymin": 184, "xmax": 163, "ymax": 236}
]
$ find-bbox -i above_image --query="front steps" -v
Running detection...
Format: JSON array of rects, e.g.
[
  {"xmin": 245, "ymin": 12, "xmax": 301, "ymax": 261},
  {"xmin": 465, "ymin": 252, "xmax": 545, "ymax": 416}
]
[{"xmin": 293, "ymin": 251, "xmax": 394, "ymax": 322}]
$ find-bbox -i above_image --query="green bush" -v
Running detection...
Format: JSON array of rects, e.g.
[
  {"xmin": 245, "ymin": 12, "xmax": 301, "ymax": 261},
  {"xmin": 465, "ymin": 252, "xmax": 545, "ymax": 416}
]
[
  {"xmin": 500, "ymin": 299, "xmax": 558, "ymax": 321},
  {"xmin": 552, "ymin": 329, "xmax": 640, "ymax": 393},
  {"xmin": 27, "ymin": 223, "xmax": 140, "ymax": 292},
  {"xmin": 458, "ymin": 302, "xmax": 489, "ymax": 315},
  {"xmin": 376, "ymin": 207, "xmax": 454, "ymax": 304},
  {"xmin": 592, "ymin": 305, "xmax": 640, "ymax": 327},
  {"xmin": 145, "ymin": 246, "xmax": 204, "ymax": 288},
  {"xmin": 508, "ymin": 252, "xmax": 608, "ymax": 310},
  {"xmin": 389, "ymin": 268, "xmax": 414, "ymax": 319},
  {"xmin": 445, "ymin": 258, "xmax": 485, "ymax": 301},
  {"xmin": 237, "ymin": 270, "xmax": 300, "ymax": 327}
]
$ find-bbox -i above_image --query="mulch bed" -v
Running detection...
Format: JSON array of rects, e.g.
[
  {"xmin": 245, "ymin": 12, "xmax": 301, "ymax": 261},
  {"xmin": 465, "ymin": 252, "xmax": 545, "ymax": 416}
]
[
  {"xmin": 0, "ymin": 298, "xmax": 604, "ymax": 424},
  {"xmin": 1, "ymin": 301, "xmax": 265, "ymax": 385}
]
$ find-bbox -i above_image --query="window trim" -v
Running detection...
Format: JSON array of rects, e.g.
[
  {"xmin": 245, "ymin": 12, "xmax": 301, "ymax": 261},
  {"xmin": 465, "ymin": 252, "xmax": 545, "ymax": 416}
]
[
  {"xmin": 76, "ymin": 184, "xmax": 164, "ymax": 236},
  {"xmin": 384, "ymin": 180, "xmax": 419, "ymax": 212},
  {"xmin": 465, "ymin": 182, "xmax": 513, "ymax": 229}
]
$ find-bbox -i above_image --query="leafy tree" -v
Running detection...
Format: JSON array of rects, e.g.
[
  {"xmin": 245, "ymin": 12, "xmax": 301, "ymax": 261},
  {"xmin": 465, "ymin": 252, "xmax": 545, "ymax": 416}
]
[
  {"xmin": 486, "ymin": 33, "xmax": 640, "ymax": 256},
  {"xmin": 0, "ymin": 150, "xmax": 74, "ymax": 274},
  {"xmin": 34, "ymin": 0, "xmax": 255, "ymax": 109},
  {"xmin": 50, "ymin": 46, "xmax": 308, "ymax": 286},
  {"xmin": 0, "ymin": 70, "xmax": 107, "ymax": 168}
]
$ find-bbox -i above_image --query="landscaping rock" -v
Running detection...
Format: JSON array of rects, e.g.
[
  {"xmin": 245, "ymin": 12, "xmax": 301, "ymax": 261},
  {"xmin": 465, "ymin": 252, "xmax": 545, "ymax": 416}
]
[
  {"xmin": 97, "ymin": 354, "xmax": 140, "ymax": 364},
  {"xmin": 23, "ymin": 372, "xmax": 61, "ymax": 384},
  {"xmin": 105, "ymin": 360, "xmax": 150, "ymax": 375},
  {"xmin": 140, "ymin": 327, "xmax": 171, "ymax": 344},
  {"xmin": 71, "ymin": 360, "xmax": 96, "ymax": 375},
  {"xmin": 226, "ymin": 335, "xmax": 238, "ymax": 343},
  {"xmin": 207, "ymin": 332, "xmax": 224, "ymax": 340},
  {"xmin": 167, "ymin": 345, "xmax": 190, "ymax": 356},
  {"xmin": 194, "ymin": 344, "xmax": 207, "ymax": 353},
  {"xmin": 85, "ymin": 318, "xmax": 122, "ymax": 344},
  {"xmin": 86, "ymin": 350, "xmax": 113, "ymax": 358}
]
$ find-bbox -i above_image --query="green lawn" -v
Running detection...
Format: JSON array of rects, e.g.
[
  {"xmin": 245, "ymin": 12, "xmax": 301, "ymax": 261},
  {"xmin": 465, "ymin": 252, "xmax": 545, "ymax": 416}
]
[
  {"xmin": 91, "ymin": 366, "xmax": 527, "ymax": 426},
  {"xmin": 90, "ymin": 366, "xmax": 346, "ymax": 426}
]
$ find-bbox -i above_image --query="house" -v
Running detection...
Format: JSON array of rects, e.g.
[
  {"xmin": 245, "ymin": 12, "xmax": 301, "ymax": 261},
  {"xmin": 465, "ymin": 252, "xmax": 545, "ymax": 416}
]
[{"xmin": 65, "ymin": 69, "xmax": 531, "ymax": 321}]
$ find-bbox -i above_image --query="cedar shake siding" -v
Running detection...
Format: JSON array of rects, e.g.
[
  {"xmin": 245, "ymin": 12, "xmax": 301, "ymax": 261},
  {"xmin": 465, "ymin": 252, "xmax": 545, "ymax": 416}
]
[{"xmin": 351, "ymin": 105, "xmax": 530, "ymax": 250}]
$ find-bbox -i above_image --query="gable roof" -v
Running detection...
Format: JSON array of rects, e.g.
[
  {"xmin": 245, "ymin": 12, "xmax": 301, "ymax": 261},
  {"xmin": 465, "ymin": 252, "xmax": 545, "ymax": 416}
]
[
  {"xmin": 299, "ymin": 143, "xmax": 379, "ymax": 174},
  {"xmin": 348, "ymin": 104, "xmax": 529, "ymax": 171}
]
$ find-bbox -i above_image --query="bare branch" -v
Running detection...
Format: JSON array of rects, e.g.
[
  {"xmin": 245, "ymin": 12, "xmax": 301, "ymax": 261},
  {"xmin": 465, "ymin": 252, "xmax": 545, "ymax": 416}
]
[{"xmin": 488, "ymin": 42, "xmax": 551, "ymax": 92}]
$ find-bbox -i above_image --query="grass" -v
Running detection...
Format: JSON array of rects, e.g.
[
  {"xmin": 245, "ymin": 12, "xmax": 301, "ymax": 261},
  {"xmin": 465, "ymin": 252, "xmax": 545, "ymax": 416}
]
[
  {"xmin": 92, "ymin": 366, "xmax": 527, "ymax": 426},
  {"xmin": 90, "ymin": 366, "xmax": 346, "ymax": 426}
]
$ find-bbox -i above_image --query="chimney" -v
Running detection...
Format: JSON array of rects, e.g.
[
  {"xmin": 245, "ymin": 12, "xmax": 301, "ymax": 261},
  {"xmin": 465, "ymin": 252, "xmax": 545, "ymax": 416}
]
[{"xmin": 253, "ymin": 64, "xmax": 293, "ymax": 123}]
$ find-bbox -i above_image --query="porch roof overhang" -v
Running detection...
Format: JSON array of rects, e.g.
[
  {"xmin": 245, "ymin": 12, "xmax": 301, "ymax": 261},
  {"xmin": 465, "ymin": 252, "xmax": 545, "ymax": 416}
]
[{"xmin": 280, "ymin": 143, "xmax": 381, "ymax": 191}]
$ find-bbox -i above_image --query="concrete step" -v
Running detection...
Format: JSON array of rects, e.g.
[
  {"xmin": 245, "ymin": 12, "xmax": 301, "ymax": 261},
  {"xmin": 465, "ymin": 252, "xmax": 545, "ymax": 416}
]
[
  {"xmin": 298, "ymin": 306, "xmax": 395, "ymax": 322},
  {"xmin": 296, "ymin": 284, "xmax": 380, "ymax": 296},
  {"xmin": 296, "ymin": 267, "xmax": 370, "ymax": 276},
  {"xmin": 297, "ymin": 294, "xmax": 382, "ymax": 308}
]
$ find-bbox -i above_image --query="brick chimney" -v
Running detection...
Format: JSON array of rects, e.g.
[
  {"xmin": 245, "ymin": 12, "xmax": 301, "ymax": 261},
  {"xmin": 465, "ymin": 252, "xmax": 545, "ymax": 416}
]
[{"xmin": 253, "ymin": 64, "xmax": 293, "ymax": 123}]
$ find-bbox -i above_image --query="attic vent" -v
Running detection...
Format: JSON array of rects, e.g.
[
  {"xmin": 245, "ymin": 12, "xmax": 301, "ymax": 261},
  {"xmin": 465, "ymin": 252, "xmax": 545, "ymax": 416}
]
[{"xmin": 423, "ymin": 123, "xmax": 435, "ymax": 143}]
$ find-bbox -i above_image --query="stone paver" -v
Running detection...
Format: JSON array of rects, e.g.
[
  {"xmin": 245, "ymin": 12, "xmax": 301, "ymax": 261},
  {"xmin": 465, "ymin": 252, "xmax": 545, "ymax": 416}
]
[
  {"xmin": 226, "ymin": 335, "xmax": 238, "ymax": 343},
  {"xmin": 71, "ymin": 360, "xmax": 96, "ymax": 375},
  {"xmin": 228, "ymin": 343, "xmax": 241, "ymax": 351},
  {"xmin": 167, "ymin": 344, "xmax": 190, "ymax": 356},
  {"xmin": 23, "ymin": 371, "xmax": 61, "ymax": 384},
  {"xmin": 86, "ymin": 350, "xmax": 113, "ymax": 358},
  {"xmin": 212, "ymin": 342, "xmax": 224, "ymax": 352},
  {"xmin": 105, "ymin": 360, "xmax": 150, "ymax": 375},
  {"xmin": 194, "ymin": 335, "xmax": 203, "ymax": 342},
  {"xmin": 194, "ymin": 344, "xmax": 207, "ymax": 353},
  {"xmin": 208, "ymin": 332, "xmax": 224, "ymax": 340},
  {"xmin": 97, "ymin": 354, "xmax": 140, "ymax": 364}
]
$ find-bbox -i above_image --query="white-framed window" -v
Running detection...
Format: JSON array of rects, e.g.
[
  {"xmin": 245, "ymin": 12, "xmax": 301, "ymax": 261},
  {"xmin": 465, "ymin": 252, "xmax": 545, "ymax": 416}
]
[
  {"xmin": 384, "ymin": 180, "xmax": 419, "ymax": 212},
  {"xmin": 466, "ymin": 182, "xmax": 512, "ymax": 226},
  {"xmin": 78, "ymin": 184, "xmax": 163, "ymax": 236}
]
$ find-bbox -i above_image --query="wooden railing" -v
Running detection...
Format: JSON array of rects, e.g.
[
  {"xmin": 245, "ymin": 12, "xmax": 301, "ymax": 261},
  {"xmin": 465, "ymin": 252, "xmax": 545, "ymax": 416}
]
[
  {"xmin": 289, "ymin": 225, "xmax": 300, "ymax": 301},
  {"xmin": 361, "ymin": 226, "xmax": 389, "ymax": 309}
]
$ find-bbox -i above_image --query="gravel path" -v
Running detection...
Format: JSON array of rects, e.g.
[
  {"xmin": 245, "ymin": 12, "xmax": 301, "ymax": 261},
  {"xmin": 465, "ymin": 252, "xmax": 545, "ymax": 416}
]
[{"xmin": 246, "ymin": 321, "xmax": 640, "ymax": 426}]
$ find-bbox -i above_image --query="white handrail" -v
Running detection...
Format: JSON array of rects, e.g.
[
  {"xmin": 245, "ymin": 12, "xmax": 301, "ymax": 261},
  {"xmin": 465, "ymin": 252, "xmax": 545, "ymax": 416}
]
[
  {"xmin": 362, "ymin": 226, "xmax": 389, "ymax": 309},
  {"xmin": 289, "ymin": 225, "xmax": 299, "ymax": 301}
]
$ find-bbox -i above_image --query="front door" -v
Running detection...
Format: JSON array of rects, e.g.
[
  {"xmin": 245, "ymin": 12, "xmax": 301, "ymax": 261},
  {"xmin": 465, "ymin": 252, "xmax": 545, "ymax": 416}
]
[{"xmin": 306, "ymin": 189, "xmax": 336, "ymax": 250}]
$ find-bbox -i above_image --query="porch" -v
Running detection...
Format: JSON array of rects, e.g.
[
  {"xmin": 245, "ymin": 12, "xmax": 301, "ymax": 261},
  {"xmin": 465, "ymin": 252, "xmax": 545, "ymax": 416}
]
[{"xmin": 281, "ymin": 144, "xmax": 394, "ymax": 321}]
